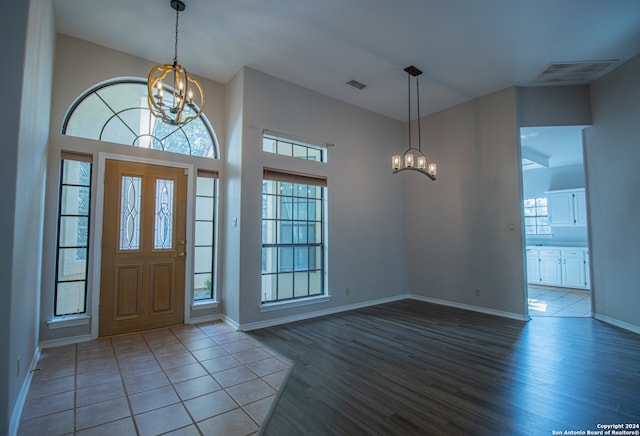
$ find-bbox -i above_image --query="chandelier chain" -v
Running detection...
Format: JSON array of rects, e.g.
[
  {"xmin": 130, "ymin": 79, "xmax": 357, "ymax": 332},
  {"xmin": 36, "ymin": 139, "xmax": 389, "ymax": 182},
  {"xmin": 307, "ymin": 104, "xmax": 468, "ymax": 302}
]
[
  {"xmin": 416, "ymin": 75, "xmax": 422, "ymax": 153},
  {"xmin": 173, "ymin": 5, "xmax": 180, "ymax": 65},
  {"xmin": 407, "ymin": 74, "xmax": 412, "ymax": 150}
]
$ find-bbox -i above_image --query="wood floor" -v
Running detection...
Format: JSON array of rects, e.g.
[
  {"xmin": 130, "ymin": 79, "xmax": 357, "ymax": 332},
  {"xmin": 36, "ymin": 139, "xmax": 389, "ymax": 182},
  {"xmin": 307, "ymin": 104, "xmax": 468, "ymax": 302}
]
[{"xmin": 249, "ymin": 300, "xmax": 640, "ymax": 436}]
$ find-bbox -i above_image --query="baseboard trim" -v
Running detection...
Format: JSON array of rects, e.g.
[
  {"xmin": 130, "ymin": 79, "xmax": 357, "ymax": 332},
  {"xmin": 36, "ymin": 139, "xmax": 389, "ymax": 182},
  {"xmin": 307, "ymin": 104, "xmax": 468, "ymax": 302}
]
[
  {"xmin": 223, "ymin": 316, "xmax": 240, "ymax": 330},
  {"xmin": 39, "ymin": 334, "xmax": 93, "ymax": 350},
  {"xmin": 235, "ymin": 294, "xmax": 411, "ymax": 331},
  {"xmin": 408, "ymin": 294, "xmax": 530, "ymax": 321},
  {"xmin": 594, "ymin": 313, "xmax": 640, "ymax": 335},
  {"xmin": 188, "ymin": 313, "xmax": 224, "ymax": 325},
  {"xmin": 9, "ymin": 346, "xmax": 41, "ymax": 436}
]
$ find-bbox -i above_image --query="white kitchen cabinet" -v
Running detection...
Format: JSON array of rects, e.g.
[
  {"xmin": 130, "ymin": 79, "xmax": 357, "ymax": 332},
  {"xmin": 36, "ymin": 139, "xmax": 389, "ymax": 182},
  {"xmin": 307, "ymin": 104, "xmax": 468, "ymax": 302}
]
[
  {"xmin": 526, "ymin": 248, "xmax": 541, "ymax": 283},
  {"xmin": 547, "ymin": 189, "xmax": 587, "ymax": 226},
  {"xmin": 573, "ymin": 190, "xmax": 587, "ymax": 226},
  {"xmin": 526, "ymin": 246, "xmax": 590, "ymax": 290},
  {"xmin": 561, "ymin": 249, "xmax": 587, "ymax": 288},
  {"xmin": 539, "ymin": 248, "xmax": 562, "ymax": 286}
]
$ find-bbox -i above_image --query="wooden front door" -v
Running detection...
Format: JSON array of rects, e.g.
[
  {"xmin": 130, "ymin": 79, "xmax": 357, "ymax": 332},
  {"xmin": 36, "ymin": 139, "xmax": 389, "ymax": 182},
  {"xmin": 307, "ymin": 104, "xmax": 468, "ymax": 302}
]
[{"xmin": 100, "ymin": 160, "xmax": 187, "ymax": 336}]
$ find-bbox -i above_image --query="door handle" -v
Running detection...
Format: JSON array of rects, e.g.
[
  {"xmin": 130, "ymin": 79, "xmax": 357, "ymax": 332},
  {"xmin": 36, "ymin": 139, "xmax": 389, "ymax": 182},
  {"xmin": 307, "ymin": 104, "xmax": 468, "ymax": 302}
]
[{"xmin": 174, "ymin": 252, "xmax": 186, "ymax": 258}]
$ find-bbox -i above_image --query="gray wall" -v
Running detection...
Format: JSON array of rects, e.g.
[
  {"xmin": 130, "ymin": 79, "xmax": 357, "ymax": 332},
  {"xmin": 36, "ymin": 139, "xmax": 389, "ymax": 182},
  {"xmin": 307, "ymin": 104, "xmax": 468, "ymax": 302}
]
[
  {"xmin": 1, "ymin": 0, "xmax": 55, "ymax": 434},
  {"xmin": 406, "ymin": 87, "xmax": 527, "ymax": 316},
  {"xmin": 519, "ymin": 86, "xmax": 592, "ymax": 127},
  {"xmin": 585, "ymin": 54, "xmax": 640, "ymax": 330},
  {"xmin": 231, "ymin": 68, "xmax": 409, "ymax": 326}
]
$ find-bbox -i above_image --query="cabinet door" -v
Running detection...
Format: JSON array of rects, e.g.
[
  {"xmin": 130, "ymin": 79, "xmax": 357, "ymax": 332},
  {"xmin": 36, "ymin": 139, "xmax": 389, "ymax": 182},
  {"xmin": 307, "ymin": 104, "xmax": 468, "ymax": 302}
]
[
  {"xmin": 526, "ymin": 249, "xmax": 541, "ymax": 283},
  {"xmin": 561, "ymin": 249, "xmax": 586, "ymax": 288},
  {"xmin": 539, "ymin": 249, "xmax": 562, "ymax": 286},
  {"xmin": 574, "ymin": 190, "xmax": 587, "ymax": 226},
  {"xmin": 548, "ymin": 192, "xmax": 574, "ymax": 226}
]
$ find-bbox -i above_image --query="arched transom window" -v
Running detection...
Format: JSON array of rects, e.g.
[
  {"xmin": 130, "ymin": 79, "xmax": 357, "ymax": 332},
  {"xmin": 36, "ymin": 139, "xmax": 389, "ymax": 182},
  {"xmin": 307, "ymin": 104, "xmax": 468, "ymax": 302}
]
[{"xmin": 62, "ymin": 78, "xmax": 218, "ymax": 158}]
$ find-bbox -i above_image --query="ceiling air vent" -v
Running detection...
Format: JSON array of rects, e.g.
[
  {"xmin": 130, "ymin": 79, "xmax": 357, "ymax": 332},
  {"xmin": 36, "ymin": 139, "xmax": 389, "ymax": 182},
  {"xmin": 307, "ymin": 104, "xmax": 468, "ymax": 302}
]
[
  {"xmin": 346, "ymin": 79, "xmax": 367, "ymax": 90},
  {"xmin": 531, "ymin": 60, "xmax": 617, "ymax": 85}
]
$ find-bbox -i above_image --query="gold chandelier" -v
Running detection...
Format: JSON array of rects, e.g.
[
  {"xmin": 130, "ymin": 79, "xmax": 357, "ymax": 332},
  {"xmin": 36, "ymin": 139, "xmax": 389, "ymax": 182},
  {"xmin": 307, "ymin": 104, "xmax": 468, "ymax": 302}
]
[
  {"xmin": 148, "ymin": 0, "xmax": 204, "ymax": 125},
  {"xmin": 392, "ymin": 66, "xmax": 437, "ymax": 180}
]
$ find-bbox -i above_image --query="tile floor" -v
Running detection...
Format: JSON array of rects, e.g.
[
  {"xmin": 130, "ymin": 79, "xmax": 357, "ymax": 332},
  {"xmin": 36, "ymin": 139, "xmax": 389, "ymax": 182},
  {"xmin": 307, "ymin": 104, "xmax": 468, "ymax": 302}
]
[
  {"xmin": 528, "ymin": 285, "xmax": 592, "ymax": 317},
  {"xmin": 19, "ymin": 321, "xmax": 292, "ymax": 436}
]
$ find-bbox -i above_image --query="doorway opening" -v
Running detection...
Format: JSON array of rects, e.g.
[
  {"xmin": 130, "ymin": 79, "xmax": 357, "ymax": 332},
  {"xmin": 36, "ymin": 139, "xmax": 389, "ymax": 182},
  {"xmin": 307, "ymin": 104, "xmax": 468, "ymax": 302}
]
[{"xmin": 520, "ymin": 125, "xmax": 592, "ymax": 317}]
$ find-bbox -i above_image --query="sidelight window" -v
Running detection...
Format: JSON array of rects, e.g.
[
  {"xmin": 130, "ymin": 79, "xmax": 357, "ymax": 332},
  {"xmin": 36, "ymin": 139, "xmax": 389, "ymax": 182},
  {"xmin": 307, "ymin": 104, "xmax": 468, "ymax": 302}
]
[{"xmin": 55, "ymin": 152, "xmax": 92, "ymax": 316}]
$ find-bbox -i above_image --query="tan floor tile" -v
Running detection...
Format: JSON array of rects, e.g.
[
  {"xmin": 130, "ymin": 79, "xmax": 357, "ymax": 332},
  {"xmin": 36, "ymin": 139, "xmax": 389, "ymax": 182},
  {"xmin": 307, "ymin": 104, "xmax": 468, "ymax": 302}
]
[
  {"xmin": 76, "ymin": 356, "xmax": 118, "ymax": 375},
  {"xmin": 76, "ymin": 380, "xmax": 125, "ymax": 407},
  {"xmin": 18, "ymin": 409, "xmax": 74, "ymax": 436},
  {"xmin": 128, "ymin": 384, "xmax": 180, "ymax": 415},
  {"xmin": 151, "ymin": 342, "xmax": 189, "ymax": 358},
  {"xmin": 77, "ymin": 338, "xmax": 111, "ymax": 352},
  {"xmin": 200, "ymin": 355, "xmax": 242, "ymax": 374},
  {"xmin": 245, "ymin": 356, "xmax": 288, "ymax": 377},
  {"xmin": 123, "ymin": 369, "xmax": 170, "ymax": 395},
  {"xmin": 165, "ymin": 362, "xmax": 207, "ymax": 384},
  {"xmin": 23, "ymin": 323, "xmax": 292, "ymax": 434},
  {"xmin": 220, "ymin": 339, "xmax": 258, "ymax": 354},
  {"xmin": 76, "ymin": 346, "xmax": 115, "ymax": 362},
  {"xmin": 27, "ymin": 375, "xmax": 74, "ymax": 399},
  {"xmin": 184, "ymin": 390, "xmax": 238, "ymax": 422},
  {"xmin": 181, "ymin": 337, "xmax": 217, "ymax": 351},
  {"xmin": 118, "ymin": 358, "xmax": 161, "ymax": 378},
  {"xmin": 75, "ymin": 396, "xmax": 130, "ymax": 430},
  {"xmin": 76, "ymin": 367, "xmax": 122, "ymax": 389},
  {"xmin": 213, "ymin": 365, "xmax": 258, "ymax": 388},
  {"xmin": 191, "ymin": 344, "xmax": 228, "ymax": 361},
  {"xmin": 226, "ymin": 378, "xmax": 276, "ymax": 406},
  {"xmin": 232, "ymin": 347, "xmax": 271, "ymax": 364},
  {"xmin": 22, "ymin": 390, "xmax": 74, "ymax": 420},
  {"xmin": 214, "ymin": 332, "xmax": 251, "ymax": 345},
  {"xmin": 242, "ymin": 395, "xmax": 276, "ymax": 425},
  {"xmin": 134, "ymin": 403, "xmax": 192, "ymax": 435},
  {"xmin": 162, "ymin": 424, "xmax": 202, "ymax": 436},
  {"xmin": 173, "ymin": 374, "xmax": 222, "ymax": 401},
  {"xmin": 75, "ymin": 417, "xmax": 136, "ymax": 436},
  {"xmin": 262, "ymin": 369, "xmax": 291, "ymax": 390},
  {"xmin": 31, "ymin": 363, "xmax": 75, "ymax": 383},
  {"xmin": 157, "ymin": 352, "xmax": 198, "ymax": 370},
  {"xmin": 197, "ymin": 408, "xmax": 259, "ymax": 436}
]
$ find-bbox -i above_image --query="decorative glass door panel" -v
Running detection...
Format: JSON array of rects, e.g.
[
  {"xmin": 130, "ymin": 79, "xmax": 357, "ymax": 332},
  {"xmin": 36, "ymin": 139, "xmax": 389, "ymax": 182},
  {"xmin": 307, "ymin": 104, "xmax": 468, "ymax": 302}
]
[{"xmin": 100, "ymin": 160, "xmax": 187, "ymax": 336}]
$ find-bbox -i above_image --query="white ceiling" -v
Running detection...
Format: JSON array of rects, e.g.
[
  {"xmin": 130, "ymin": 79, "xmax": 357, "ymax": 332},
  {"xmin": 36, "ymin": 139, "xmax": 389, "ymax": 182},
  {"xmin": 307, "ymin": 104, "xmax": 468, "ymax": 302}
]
[{"xmin": 53, "ymin": 0, "xmax": 640, "ymax": 122}]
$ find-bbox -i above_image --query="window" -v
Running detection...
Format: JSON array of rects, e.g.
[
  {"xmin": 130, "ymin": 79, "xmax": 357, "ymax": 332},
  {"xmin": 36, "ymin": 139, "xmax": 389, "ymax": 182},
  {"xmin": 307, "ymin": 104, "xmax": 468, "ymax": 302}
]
[
  {"xmin": 55, "ymin": 152, "xmax": 92, "ymax": 316},
  {"xmin": 194, "ymin": 171, "xmax": 217, "ymax": 301},
  {"xmin": 524, "ymin": 197, "xmax": 551, "ymax": 235},
  {"xmin": 263, "ymin": 133, "xmax": 326, "ymax": 162},
  {"xmin": 62, "ymin": 78, "xmax": 218, "ymax": 158},
  {"xmin": 262, "ymin": 169, "xmax": 326, "ymax": 303}
]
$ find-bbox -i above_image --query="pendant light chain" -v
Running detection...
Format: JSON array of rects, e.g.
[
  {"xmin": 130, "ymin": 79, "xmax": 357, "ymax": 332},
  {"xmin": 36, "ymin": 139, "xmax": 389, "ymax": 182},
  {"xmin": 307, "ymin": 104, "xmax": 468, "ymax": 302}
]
[
  {"xmin": 416, "ymin": 74, "xmax": 422, "ymax": 153},
  {"xmin": 173, "ymin": 6, "xmax": 180, "ymax": 65},
  {"xmin": 407, "ymin": 73, "xmax": 412, "ymax": 150}
]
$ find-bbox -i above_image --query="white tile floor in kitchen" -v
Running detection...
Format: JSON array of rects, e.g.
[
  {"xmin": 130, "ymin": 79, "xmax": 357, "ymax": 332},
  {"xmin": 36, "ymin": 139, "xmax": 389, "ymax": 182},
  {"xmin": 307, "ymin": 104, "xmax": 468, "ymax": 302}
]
[{"xmin": 528, "ymin": 285, "xmax": 592, "ymax": 317}]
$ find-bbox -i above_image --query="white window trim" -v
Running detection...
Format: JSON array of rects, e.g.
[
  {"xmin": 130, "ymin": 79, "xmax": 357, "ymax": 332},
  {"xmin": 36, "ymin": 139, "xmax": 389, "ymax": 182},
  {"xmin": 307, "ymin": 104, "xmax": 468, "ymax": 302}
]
[
  {"xmin": 260, "ymin": 294, "xmax": 332, "ymax": 313},
  {"xmin": 47, "ymin": 315, "xmax": 91, "ymax": 330}
]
